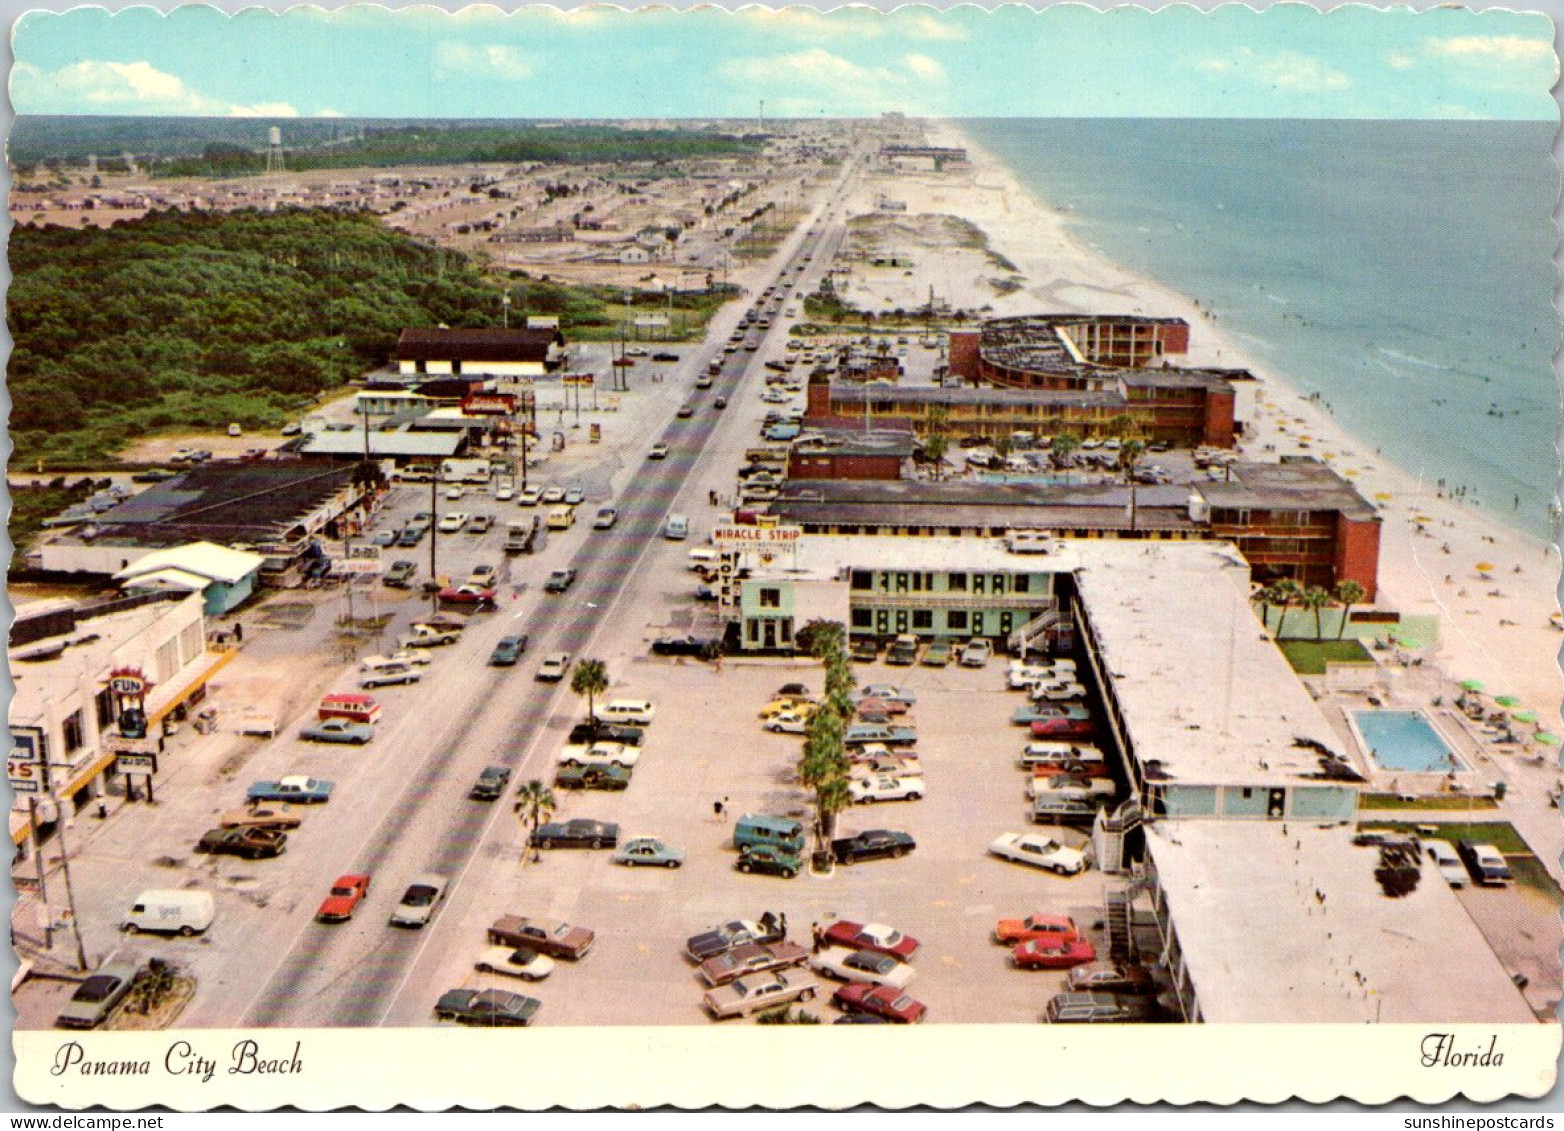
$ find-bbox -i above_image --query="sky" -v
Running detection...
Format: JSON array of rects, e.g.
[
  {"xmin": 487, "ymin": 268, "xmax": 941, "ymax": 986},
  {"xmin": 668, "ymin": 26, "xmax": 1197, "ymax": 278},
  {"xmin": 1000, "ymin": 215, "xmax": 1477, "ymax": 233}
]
[{"xmin": 7, "ymin": 3, "xmax": 1560, "ymax": 121}]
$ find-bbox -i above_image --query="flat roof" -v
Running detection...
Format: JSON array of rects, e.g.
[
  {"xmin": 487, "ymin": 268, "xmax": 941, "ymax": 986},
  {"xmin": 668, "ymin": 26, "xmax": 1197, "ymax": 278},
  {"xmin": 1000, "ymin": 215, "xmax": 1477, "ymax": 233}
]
[
  {"xmin": 1073, "ymin": 544, "xmax": 1359, "ymax": 787},
  {"xmin": 1146, "ymin": 822, "xmax": 1537, "ymax": 1023},
  {"xmin": 772, "ymin": 500, "xmax": 1198, "ymax": 533},
  {"xmin": 774, "ymin": 478, "xmax": 1196, "ymax": 511},
  {"xmin": 827, "ymin": 384, "xmax": 1123, "ymax": 409},
  {"xmin": 295, "ymin": 431, "xmax": 463, "ymax": 457},
  {"xmin": 1206, "ymin": 459, "xmax": 1380, "ymax": 521}
]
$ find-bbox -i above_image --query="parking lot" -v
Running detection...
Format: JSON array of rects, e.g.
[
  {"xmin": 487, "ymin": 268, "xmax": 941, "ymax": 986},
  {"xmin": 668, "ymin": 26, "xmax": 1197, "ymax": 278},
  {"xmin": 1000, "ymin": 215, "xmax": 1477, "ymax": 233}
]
[{"xmin": 386, "ymin": 648, "xmax": 1108, "ymax": 1027}]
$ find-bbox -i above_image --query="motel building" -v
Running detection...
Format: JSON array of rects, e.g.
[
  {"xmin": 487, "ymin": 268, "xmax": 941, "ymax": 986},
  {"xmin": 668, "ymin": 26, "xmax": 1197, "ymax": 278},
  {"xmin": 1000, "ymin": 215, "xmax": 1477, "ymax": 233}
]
[
  {"xmin": 9, "ymin": 591, "xmax": 232, "ymax": 861},
  {"xmin": 714, "ymin": 533, "xmax": 1536, "ymax": 1023}
]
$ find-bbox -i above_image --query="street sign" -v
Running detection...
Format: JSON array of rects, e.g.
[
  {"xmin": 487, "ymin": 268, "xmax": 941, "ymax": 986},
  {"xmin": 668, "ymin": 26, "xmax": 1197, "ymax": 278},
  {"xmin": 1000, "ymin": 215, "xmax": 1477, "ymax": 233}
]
[
  {"xmin": 712, "ymin": 525, "xmax": 803, "ymax": 546},
  {"xmin": 8, "ymin": 727, "xmax": 45, "ymax": 794},
  {"xmin": 114, "ymin": 753, "xmax": 158, "ymax": 775},
  {"xmin": 102, "ymin": 734, "xmax": 157, "ymax": 754}
]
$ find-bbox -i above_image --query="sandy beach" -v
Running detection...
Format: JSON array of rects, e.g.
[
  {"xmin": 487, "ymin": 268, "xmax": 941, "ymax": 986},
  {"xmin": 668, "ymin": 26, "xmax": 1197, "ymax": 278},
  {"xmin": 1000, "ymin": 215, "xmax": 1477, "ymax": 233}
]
[{"xmin": 834, "ymin": 121, "xmax": 1564, "ymax": 736}]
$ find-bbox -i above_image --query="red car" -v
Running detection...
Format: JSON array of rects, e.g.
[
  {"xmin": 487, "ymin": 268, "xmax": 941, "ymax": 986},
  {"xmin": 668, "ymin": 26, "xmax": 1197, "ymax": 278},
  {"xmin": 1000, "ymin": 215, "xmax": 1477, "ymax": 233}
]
[
  {"xmin": 995, "ymin": 913, "xmax": 1080, "ymax": 946},
  {"xmin": 833, "ymin": 982, "xmax": 926, "ymax": 1023},
  {"xmin": 820, "ymin": 920, "xmax": 919, "ymax": 961},
  {"xmin": 316, "ymin": 874, "xmax": 371, "ymax": 923},
  {"xmin": 438, "ymin": 585, "xmax": 497, "ymax": 606},
  {"xmin": 1030, "ymin": 718, "xmax": 1096, "ymax": 740},
  {"xmin": 1013, "ymin": 937, "xmax": 1097, "ymax": 970}
]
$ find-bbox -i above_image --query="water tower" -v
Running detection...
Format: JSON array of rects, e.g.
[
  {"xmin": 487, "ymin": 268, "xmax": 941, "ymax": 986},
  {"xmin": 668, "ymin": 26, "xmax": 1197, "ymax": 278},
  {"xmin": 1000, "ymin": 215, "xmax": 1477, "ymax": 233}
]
[{"xmin": 266, "ymin": 126, "xmax": 285, "ymax": 174}]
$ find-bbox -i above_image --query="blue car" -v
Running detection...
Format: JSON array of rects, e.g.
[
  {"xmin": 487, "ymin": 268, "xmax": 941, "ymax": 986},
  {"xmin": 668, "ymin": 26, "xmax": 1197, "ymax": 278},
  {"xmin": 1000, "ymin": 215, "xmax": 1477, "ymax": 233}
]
[
  {"xmin": 299, "ymin": 718, "xmax": 373, "ymax": 745},
  {"xmin": 490, "ymin": 635, "xmax": 530, "ymax": 666}
]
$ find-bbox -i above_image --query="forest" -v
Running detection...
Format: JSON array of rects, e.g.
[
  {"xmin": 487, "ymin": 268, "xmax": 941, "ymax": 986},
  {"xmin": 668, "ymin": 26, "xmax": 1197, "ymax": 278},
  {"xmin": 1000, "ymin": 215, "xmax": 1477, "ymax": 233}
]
[{"xmin": 7, "ymin": 208, "xmax": 503, "ymax": 466}]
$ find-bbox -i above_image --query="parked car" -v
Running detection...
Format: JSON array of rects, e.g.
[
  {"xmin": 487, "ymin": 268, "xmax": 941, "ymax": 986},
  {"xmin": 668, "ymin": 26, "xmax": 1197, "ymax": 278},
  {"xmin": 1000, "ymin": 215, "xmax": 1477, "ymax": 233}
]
[
  {"xmin": 764, "ymin": 711, "xmax": 812, "ymax": 736},
  {"xmin": 469, "ymin": 563, "xmax": 498, "ymax": 585},
  {"xmin": 649, "ymin": 444, "xmax": 670, "ymax": 460},
  {"xmin": 389, "ymin": 874, "xmax": 448, "ymax": 928},
  {"xmin": 371, "ymin": 529, "xmax": 397, "ymax": 548},
  {"xmin": 921, "ymin": 639, "xmax": 954, "ymax": 667},
  {"xmin": 596, "ymin": 699, "xmax": 656, "ymax": 726},
  {"xmin": 698, "ymin": 941, "xmax": 810, "ymax": 988},
  {"xmin": 218, "ymin": 804, "xmax": 302, "ymax": 831},
  {"xmin": 437, "ymin": 512, "xmax": 469, "ymax": 533},
  {"xmin": 468, "ymin": 514, "xmax": 494, "ymax": 535},
  {"xmin": 531, "ymin": 819, "xmax": 619, "ymax": 850},
  {"xmin": 811, "ymin": 948, "xmax": 916, "ymax": 990},
  {"xmin": 567, "ymin": 718, "xmax": 642, "ymax": 746},
  {"xmin": 884, "ymin": 636, "xmax": 919, "ymax": 665},
  {"xmin": 487, "ymin": 915, "xmax": 596, "ymax": 960},
  {"xmin": 735, "ymin": 844, "xmax": 804, "ymax": 879},
  {"xmin": 300, "ymin": 718, "xmax": 373, "ymax": 745},
  {"xmin": 469, "ymin": 766, "xmax": 512, "ymax": 801},
  {"xmin": 988, "ymin": 832, "xmax": 1089, "ymax": 875},
  {"xmin": 474, "ymin": 945, "xmax": 555, "ymax": 982},
  {"xmin": 1043, "ymin": 991, "xmax": 1163, "ymax": 1024},
  {"xmin": 850, "ymin": 638, "xmax": 880, "ymax": 663},
  {"xmin": 613, "ymin": 837, "xmax": 685, "ymax": 868},
  {"xmin": 995, "ymin": 914, "xmax": 1080, "ymax": 946},
  {"xmin": 543, "ymin": 569, "xmax": 577, "ymax": 593},
  {"xmin": 194, "ymin": 826, "xmax": 287, "ymax": 860},
  {"xmin": 593, "ymin": 507, "xmax": 618, "ymax": 529},
  {"xmin": 703, "ymin": 972, "xmax": 817, "ymax": 1019},
  {"xmin": 554, "ymin": 764, "xmax": 632, "ymax": 791},
  {"xmin": 396, "ymin": 528, "xmax": 424, "ymax": 548},
  {"xmin": 55, "ymin": 961, "xmax": 139, "ymax": 1030},
  {"xmin": 1014, "ymin": 937, "xmax": 1098, "ymax": 970},
  {"xmin": 651, "ymin": 634, "xmax": 722, "ymax": 659},
  {"xmin": 686, "ymin": 915, "xmax": 787, "ymax": 962},
  {"xmin": 556, "ymin": 743, "xmax": 639, "ymax": 770},
  {"xmin": 247, "ymin": 776, "xmax": 333, "ymax": 804},
  {"xmin": 1424, "ymin": 839, "xmax": 1468, "ymax": 888},
  {"xmin": 832, "ymin": 829, "xmax": 916, "ymax": 864},
  {"xmin": 517, "ymin": 486, "xmax": 544, "ymax": 506},
  {"xmin": 438, "ymin": 585, "xmax": 497, "ymax": 607},
  {"xmin": 1066, "ymin": 962, "xmax": 1158, "ymax": 996},
  {"xmin": 383, "ymin": 560, "xmax": 417, "ymax": 587},
  {"xmin": 489, "ymin": 636, "xmax": 529, "ymax": 666},
  {"xmin": 315, "ymin": 874, "xmax": 372, "ymax": 923},
  {"xmin": 855, "ymin": 685, "xmax": 916, "ymax": 709},
  {"xmin": 1457, "ymin": 840, "xmax": 1513, "ymax": 885},
  {"xmin": 540, "ymin": 487, "xmax": 566, "ymax": 504},
  {"xmin": 536, "ymin": 652, "xmax": 572, "ymax": 682},
  {"xmin": 434, "ymin": 988, "xmax": 540, "ymax": 1027},
  {"xmin": 359, "ymin": 663, "xmax": 421, "ymax": 690},
  {"xmin": 848, "ymin": 775, "xmax": 925, "ymax": 804},
  {"xmin": 843, "ymin": 724, "xmax": 917, "ymax": 749},
  {"xmin": 820, "ymin": 921, "xmax": 919, "ymax": 960},
  {"xmin": 960, "ymin": 639, "xmax": 993, "ymax": 667},
  {"xmin": 831, "ymin": 982, "xmax": 926, "ymax": 1024}
]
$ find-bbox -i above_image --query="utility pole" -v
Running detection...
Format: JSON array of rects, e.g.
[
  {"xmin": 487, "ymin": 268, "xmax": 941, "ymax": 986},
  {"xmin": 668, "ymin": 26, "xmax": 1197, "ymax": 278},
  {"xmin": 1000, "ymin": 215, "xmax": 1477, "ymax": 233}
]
[
  {"xmin": 29, "ymin": 799, "xmax": 53, "ymax": 949},
  {"xmin": 428, "ymin": 472, "xmax": 440, "ymax": 612},
  {"xmin": 52, "ymin": 814, "xmax": 89, "ymax": 971}
]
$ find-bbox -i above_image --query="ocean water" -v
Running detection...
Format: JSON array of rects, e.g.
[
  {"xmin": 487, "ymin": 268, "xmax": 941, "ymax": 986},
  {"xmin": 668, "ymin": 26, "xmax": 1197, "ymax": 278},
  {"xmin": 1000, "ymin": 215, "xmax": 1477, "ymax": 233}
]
[{"xmin": 961, "ymin": 119, "xmax": 1560, "ymax": 540}]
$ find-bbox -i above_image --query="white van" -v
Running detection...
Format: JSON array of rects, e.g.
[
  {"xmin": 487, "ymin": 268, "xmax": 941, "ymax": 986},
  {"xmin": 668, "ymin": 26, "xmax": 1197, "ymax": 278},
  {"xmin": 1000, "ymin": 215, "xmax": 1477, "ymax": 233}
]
[
  {"xmin": 597, "ymin": 699, "xmax": 657, "ymax": 726},
  {"xmin": 664, "ymin": 513, "xmax": 689, "ymax": 541},
  {"xmin": 687, "ymin": 547, "xmax": 721, "ymax": 571},
  {"xmin": 123, "ymin": 890, "xmax": 215, "ymax": 936}
]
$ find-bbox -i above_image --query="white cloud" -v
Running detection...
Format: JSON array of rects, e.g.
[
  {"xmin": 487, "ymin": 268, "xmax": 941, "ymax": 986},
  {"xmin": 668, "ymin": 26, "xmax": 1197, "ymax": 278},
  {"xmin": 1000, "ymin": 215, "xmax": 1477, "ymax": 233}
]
[
  {"xmin": 315, "ymin": 108, "xmax": 345, "ymax": 118},
  {"xmin": 733, "ymin": 7, "xmax": 966, "ymax": 43},
  {"xmin": 1387, "ymin": 49, "xmax": 1416, "ymax": 70},
  {"xmin": 433, "ymin": 42, "xmax": 535, "ymax": 82},
  {"xmin": 723, "ymin": 47, "xmax": 947, "ymax": 113},
  {"xmin": 11, "ymin": 59, "xmax": 297, "ymax": 116},
  {"xmin": 1423, "ymin": 34, "xmax": 1552, "ymax": 65},
  {"xmin": 1196, "ymin": 48, "xmax": 1348, "ymax": 92},
  {"xmin": 904, "ymin": 13, "xmax": 968, "ymax": 42}
]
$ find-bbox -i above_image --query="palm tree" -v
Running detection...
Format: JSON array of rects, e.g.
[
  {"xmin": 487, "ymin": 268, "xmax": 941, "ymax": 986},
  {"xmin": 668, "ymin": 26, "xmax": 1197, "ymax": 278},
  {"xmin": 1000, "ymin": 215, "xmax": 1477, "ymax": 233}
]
[
  {"xmin": 799, "ymin": 701, "xmax": 852, "ymax": 868},
  {"xmin": 570, "ymin": 658, "xmax": 610, "ymax": 721},
  {"xmin": 1269, "ymin": 579, "xmax": 1304, "ymax": 639},
  {"xmin": 993, "ymin": 433, "xmax": 1013, "ymax": 461},
  {"xmin": 1334, "ymin": 580, "xmax": 1367, "ymax": 640},
  {"xmin": 1300, "ymin": 585, "xmax": 1332, "ymax": 641},
  {"xmin": 1105, "ymin": 413, "xmax": 1137, "ymax": 441},
  {"xmin": 1050, "ymin": 432, "xmax": 1082, "ymax": 470},
  {"xmin": 514, "ymin": 778, "xmax": 556, "ymax": 847}
]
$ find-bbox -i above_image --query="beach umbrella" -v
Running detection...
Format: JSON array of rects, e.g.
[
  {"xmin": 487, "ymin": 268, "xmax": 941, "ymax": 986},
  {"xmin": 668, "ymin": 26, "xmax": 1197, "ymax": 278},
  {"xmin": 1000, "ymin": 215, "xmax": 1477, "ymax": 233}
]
[
  {"xmin": 1495, "ymin": 696, "xmax": 1521, "ymax": 708},
  {"xmin": 1460, "ymin": 679, "xmax": 1486, "ymax": 692},
  {"xmin": 1474, "ymin": 562, "xmax": 1496, "ymax": 573},
  {"xmin": 1511, "ymin": 711, "xmax": 1539, "ymax": 724},
  {"xmin": 1535, "ymin": 732, "xmax": 1559, "ymax": 746},
  {"xmin": 1373, "ymin": 492, "xmax": 1393, "ymax": 501},
  {"xmin": 1344, "ymin": 469, "xmax": 1358, "ymax": 476}
]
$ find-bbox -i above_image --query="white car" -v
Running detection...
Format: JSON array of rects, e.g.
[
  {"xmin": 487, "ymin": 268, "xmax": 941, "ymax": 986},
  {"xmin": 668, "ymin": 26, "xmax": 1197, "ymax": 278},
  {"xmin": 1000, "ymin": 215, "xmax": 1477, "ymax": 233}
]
[
  {"xmin": 1031, "ymin": 681, "xmax": 1088, "ymax": 702},
  {"xmin": 517, "ymin": 486, "xmax": 543, "ymax": 507},
  {"xmin": 474, "ymin": 944, "xmax": 556, "ymax": 981},
  {"xmin": 848, "ymin": 755, "xmax": 922, "ymax": 779},
  {"xmin": 389, "ymin": 874, "xmax": 448, "ymax": 928},
  {"xmin": 1008, "ymin": 660, "xmax": 1077, "ymax": 690},
  {"xmin": 359, "ymin": 651, "xmax": 433, "ymax": 672},
  {"xmin": 764, "ymin": 711, "xmax": 811, "ymax": 735},
  {"xmin": 495, "ymin": 484, "xmax": 515, "ymax": 501},
  {"xmin": 1019, "ymin": 743, "xmax": 1105, "ymax": 769},
  {"xmin": 1424, "ymin": 840, "xmax": 1467, "ymax": 888},
  {"xmin": 988, "ymin": 832, "xmax": 1089, "ymax": 876},
  {"xmin": 596, "ymin": 699, "xmax": 656, "ymax": 726},
  {"xmin": 437, "ymin": 512, "xmax": 469, "ymax": 534},
  {"xmin": 540, "ymin": 487, "xmax": 567, "ymax": 505},
  {"xmin": 848, "ymin": 775, "xmax": 925, "ymax": 804},
  {"xmin": 809, "ymin": 946, "xmax": 916, "ymax": 989},
  {"xmin": 556, "ymin": 743, "xmax": 639, "ymax": 770},
  {"xmin": 959, "ymin": 639, "xmax": 992, "ymax": 667},
  {"xmin": 1031, "ymin": 774, "xmax": 1116, "ymax": 802},
  {"xmin": 444, "ymin": 485, "xmax": 465, "ymax": 501}
]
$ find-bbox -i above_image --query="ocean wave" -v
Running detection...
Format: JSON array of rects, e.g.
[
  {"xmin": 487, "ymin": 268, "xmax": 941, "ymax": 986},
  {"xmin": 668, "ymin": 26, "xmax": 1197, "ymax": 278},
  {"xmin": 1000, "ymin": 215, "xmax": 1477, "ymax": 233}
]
[{"xmin": 1376, "ymin": 347, "xmax": 1448, "ymax": 371}]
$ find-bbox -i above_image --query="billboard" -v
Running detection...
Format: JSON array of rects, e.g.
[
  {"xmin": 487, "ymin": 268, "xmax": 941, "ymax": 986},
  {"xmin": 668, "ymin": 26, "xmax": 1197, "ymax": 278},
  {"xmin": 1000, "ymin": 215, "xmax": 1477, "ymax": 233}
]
[
  {"xmin": 712, "ymin": 525, "xmax": 803, "ymax": 546},
  {"xmin": 8, "ymin": 727, "xmax": 46, "ymax": 794}
]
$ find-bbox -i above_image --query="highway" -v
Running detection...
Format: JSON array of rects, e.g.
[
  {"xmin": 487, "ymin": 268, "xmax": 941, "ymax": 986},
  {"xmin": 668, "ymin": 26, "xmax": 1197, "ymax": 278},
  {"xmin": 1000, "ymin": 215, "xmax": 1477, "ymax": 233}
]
[{"xmin": 239, "ymin": 156, "xmax": 863, "ymax": 1027}]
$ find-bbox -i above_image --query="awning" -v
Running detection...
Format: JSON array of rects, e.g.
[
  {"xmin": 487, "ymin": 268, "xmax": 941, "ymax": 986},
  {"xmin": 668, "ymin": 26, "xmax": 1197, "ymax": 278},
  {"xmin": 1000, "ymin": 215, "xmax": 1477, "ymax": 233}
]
[{"xmin": 145, "ymin": 646, "xmax": 239, "ymax": 727}]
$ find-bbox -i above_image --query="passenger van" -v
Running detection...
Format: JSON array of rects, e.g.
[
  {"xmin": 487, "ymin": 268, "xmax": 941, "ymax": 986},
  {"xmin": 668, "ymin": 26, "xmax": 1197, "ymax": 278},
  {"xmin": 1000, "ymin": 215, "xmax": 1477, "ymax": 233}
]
[
  {"xmin": 687, "ymin": 547, "xmax": 721, "ymax": 571},
  {"xmin": 123, "ymin": 889, "xmax": 215, "ymax": 936},
  {"xmin": 664, "ymin": 513, "xmax": 690, "ymax": 541},
  {"xmin": 546, "ymin": 505, "xmax": 576, "ymax": 531},
  {"xmin": 733, "ymin": 814, "xmax": 806, "ymax": 856},
  {"xmin": 318, "ymin": 693, "xmax": 382, "ymax": 726}
]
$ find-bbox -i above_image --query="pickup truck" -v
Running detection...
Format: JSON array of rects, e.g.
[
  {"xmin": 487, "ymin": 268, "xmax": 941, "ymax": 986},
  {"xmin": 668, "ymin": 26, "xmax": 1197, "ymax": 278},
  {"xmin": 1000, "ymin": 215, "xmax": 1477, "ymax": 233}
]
[
  {"xmin": 247, "ymin": 775, "xmax": 334, "ymax": 804},
  {"xmin": 843, "ymin": 724, "xmax": 918, "ymax": 749},
  {"xmin": 360, "ymin": 651, "xmax": 432, "ymax": 673},
  {"xmin": 488, "ymin": 914, "xmax": 596, "ymax": 960},
  {"xmin": 400, "ymin": 621, "xmax": 463, "ymax": 649}
]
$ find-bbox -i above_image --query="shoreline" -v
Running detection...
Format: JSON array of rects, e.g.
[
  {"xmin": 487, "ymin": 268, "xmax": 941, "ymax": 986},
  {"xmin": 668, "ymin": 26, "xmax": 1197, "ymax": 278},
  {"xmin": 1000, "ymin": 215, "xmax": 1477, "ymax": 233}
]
[{"xmin": 912, "ymin": 119, "xmax": 1562, "ymax": 720}]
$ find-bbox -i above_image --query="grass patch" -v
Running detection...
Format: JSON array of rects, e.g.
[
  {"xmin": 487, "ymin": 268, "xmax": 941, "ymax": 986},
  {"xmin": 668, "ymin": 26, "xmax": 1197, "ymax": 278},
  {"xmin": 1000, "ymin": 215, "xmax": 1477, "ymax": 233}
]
[
  {"xmin": 1276, "ymin": 638, "xmax": 1374, "ymax": 675},
  {"xmin": 1358, "ymin": 820, "xmax": 1531, "ymax": 853},
  {"xmin": 1360, "ymin": 793, "xmax": 1499, "ymax": 811},
  {"xmin": 9, "ymin": 480, "xmax": 98, "ymax": 549},
  {"xmin": 1505, "ymin": 856, "xmax": 1564, "ymax": 900}
]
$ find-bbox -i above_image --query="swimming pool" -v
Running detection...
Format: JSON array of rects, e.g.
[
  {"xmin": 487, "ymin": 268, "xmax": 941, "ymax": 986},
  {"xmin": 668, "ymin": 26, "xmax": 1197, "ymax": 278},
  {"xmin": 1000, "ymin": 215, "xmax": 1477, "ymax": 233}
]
[
  {"xmin": 975, "ymin": 471, "xmax": 1086, "ymax": 487},
  {"xmin": 1353, "ymin": 710, "xmax": 1468, "ymax": 773}
]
